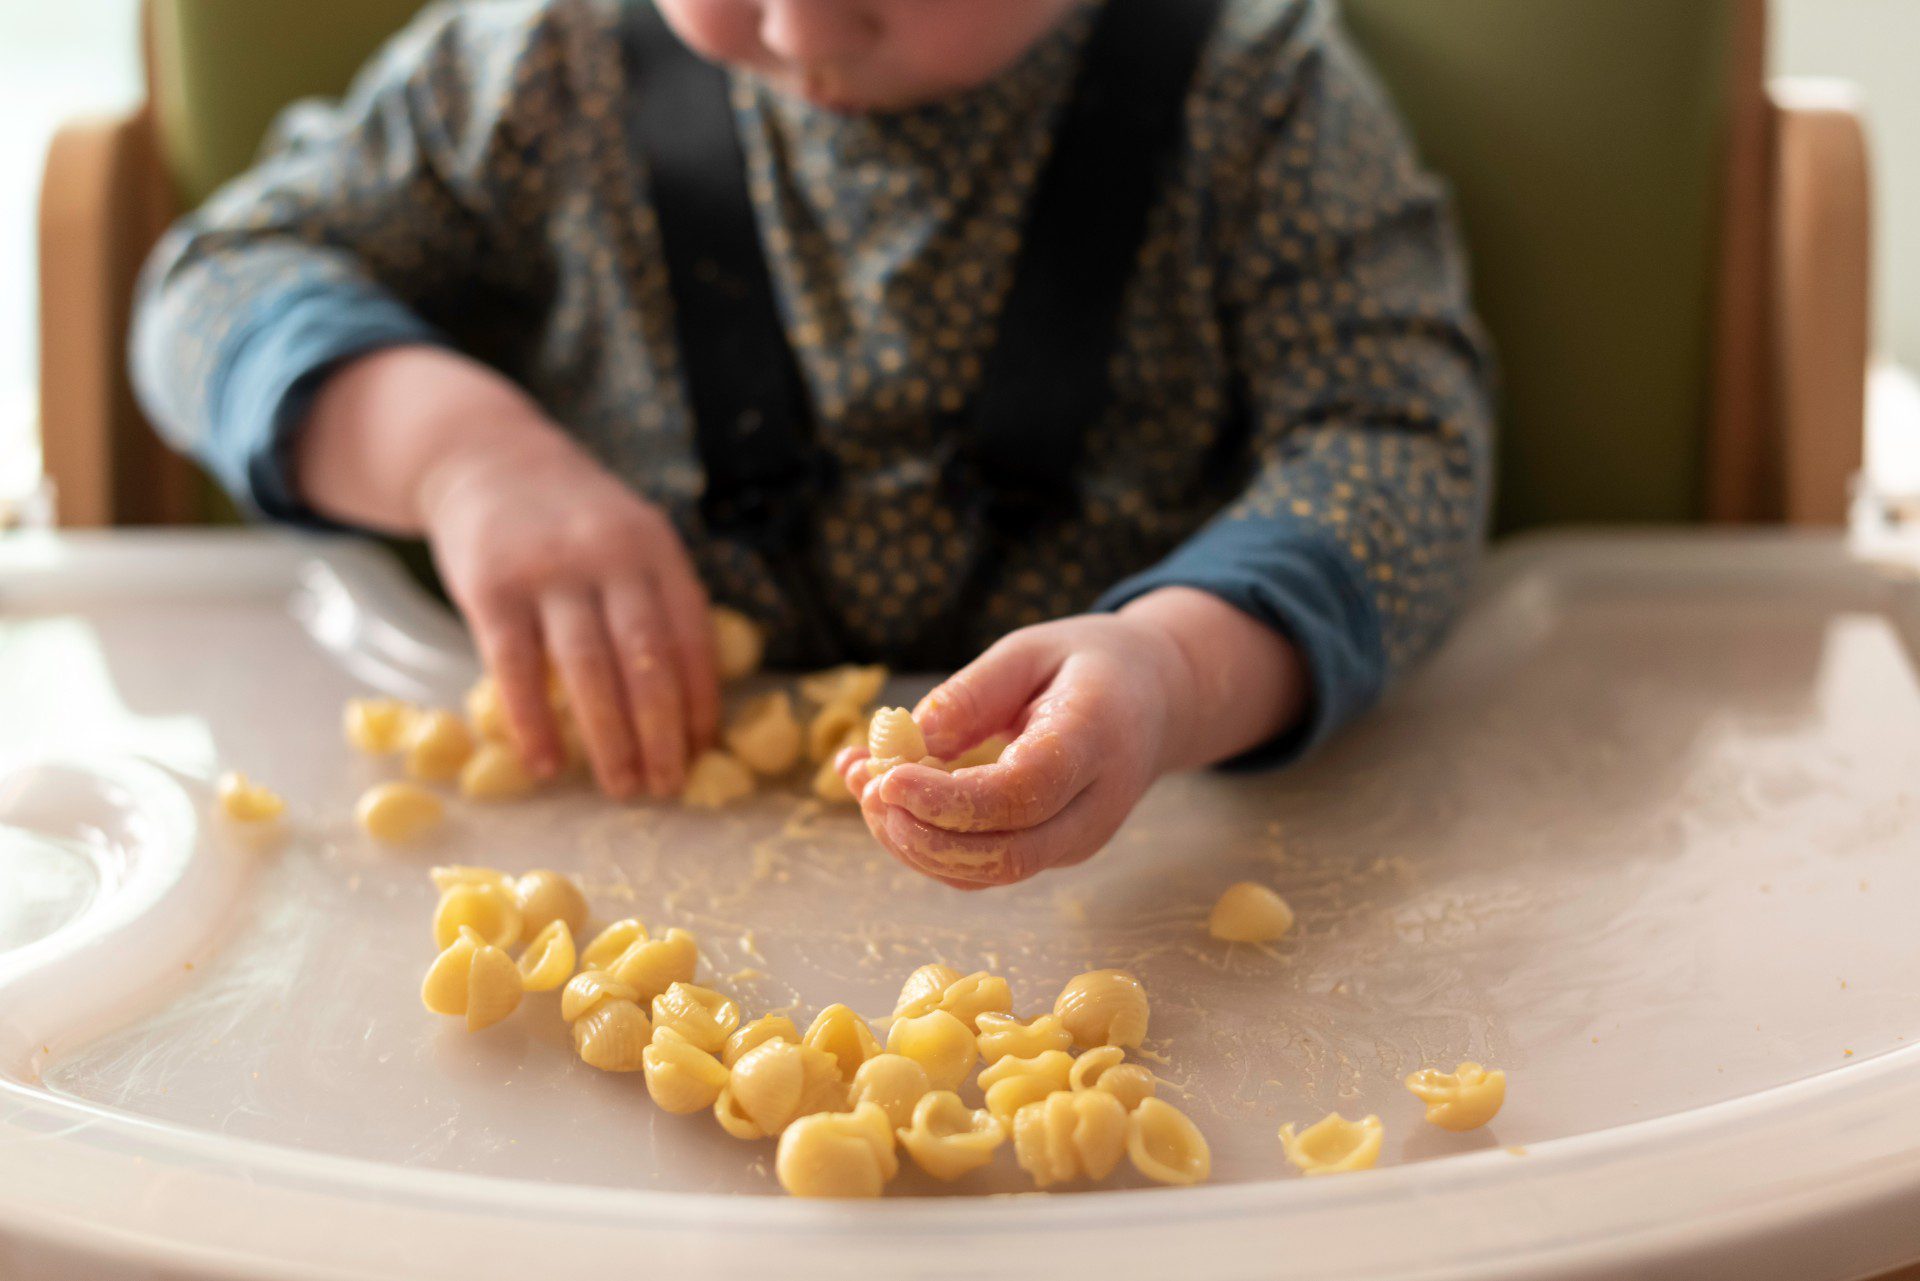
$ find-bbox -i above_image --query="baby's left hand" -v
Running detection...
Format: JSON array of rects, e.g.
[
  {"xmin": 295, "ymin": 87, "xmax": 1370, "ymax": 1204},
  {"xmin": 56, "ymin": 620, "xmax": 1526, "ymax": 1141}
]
[
  {"xmin": 839, "ymin": 614, "xmax": 1186, "ymax": 889},
  {"xmin": 839, "ymin": 587, "xmax": 1309, "ymax": 889}
]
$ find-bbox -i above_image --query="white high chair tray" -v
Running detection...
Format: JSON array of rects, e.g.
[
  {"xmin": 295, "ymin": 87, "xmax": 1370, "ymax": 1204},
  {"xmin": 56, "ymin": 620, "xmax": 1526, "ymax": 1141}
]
[{"xmin": 4, "ymin": 528, "xmax": 1920, "ymax": 1281}]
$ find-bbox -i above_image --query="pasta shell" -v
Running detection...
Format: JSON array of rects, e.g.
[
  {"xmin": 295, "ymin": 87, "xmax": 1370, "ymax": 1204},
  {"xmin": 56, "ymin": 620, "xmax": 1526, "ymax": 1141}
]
[
  {"xmin": 573, "ymin": 998, "xmax": 652, "ymax": 1071},
  {"xmin": 516, "ymin": 920, "xmax": 576, "ymax": 991},
  {"xmin": 1053, "ymin": 969, "xmax": 1149, "ymax": 1048},
  {"xmin": 1130, "ymin": 1098, "xmax": 1213, "ymax": 1185}
]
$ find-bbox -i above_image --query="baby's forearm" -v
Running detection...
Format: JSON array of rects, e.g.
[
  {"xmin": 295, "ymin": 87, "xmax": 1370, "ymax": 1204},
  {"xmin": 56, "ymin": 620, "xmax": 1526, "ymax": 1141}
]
[
  {"xmin": 1117, "ymin": 587, "xmax": 1308, "ymax": 773},
  {"xmin": 294, "ymin": 345, "xmax": 572, "ymax": 534}
]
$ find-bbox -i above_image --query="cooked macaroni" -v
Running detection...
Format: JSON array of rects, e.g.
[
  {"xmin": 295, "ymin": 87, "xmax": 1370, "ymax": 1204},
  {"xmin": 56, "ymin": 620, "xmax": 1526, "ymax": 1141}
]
[
  {"xmin": 650, "ymin": 982, "xmax": 742, "ymax": 1055},
  {"xmin": 421, "ymin": 926, "xmax": 524, "ymax": 1032},
  {"xmin": 343, "ymin": 697, "xmax": 415, "ymax": 755},
  {"xmin": 978, "ymin": 1049, "xmax": 1074, "ymax": 1123},
  {"xmin": 885, "ymin": 1010, "xmax": 978, "ymax": 1091},
  {"xmin": 516, "ymin": 920, "xmax": 576, "ymax": 991},
  {"xmin": 560, "ymin": 969, "xmax": 638, "ymax": 1023},
  {"xmin": 1013, "ymin": 1088, "xmax": 1128, "ymax": 1187},
  {"xmin": 609, "ymin": 927, "xmax": 700, "ymax": 1003},
  {"xmin": 897, "ymin": 1090, "xmax": 1004, "ymax": 1181},
  {"xmin": 581, "ymin": 918, "xmax": 648, "ymax": 971},
  {"xmin": 573, "ymin": 996, "xmax": 652, "ymax": 1071},
  {"xmin": 215, "ymin": 771, "xmax": 285, "ymax": 823},
  {"xmin": 512, "ymin": 868, "xmax": 589, "ymax": 936},
  {"xmin": 1128, "ymin": 1099, "xmax": 1212, "ymax": 1185},
  {"xmin": 947, "ymin": 735, "xmax": 1011, "ymax": 770},
  {"xmin": 806, "ymin": 700, "xmax": 871, "ymax": 764},
  {"xmin": 643, "ymin": 1026, "xmax": 733, "ymax": 1112},
  {"xmin": 432, "ymin": 881, "xmax": 522, "ymax": 951},
  {"xmin": 848, "ymin": 1053, "xmax": 933, "ymax": 1128},
  {"xmin": 893, "ymin": 964, "xmax": 965, "ymax": 1020},
  {"xmin": 682, "ymin": 750, "xmax": 756, "ymax": 808},
  {"xmin": 775, "ymin": 1102, "xmax": 898, "ymax": 1198},
  {"xmin": 1068, "ymin": 1045, "xmax": 1157, "ymax": 1111},
  {"xmin": 1404, "ymin": 1062, "xmax": 1506, "ymax": 1131},
  {"xmin": 802, "ymin": 1003, "xmax": 883, "ymax": 1082},
  {"xmin": 724, "ymin": 692, "xmax": 805, "ymax": 776},
  {"xmin": 710, "ymin": 606, "xmax": 766, "ymax": 682},
  {"xmin": 1054, "ymin": 969, "xmax": 1150, "ymax": 1049},
  {"xmin": 722, "ymin": 1039, "xmax": 847, "ymax": 1138},
  {"xmin": 865, "ymin": 707, "xmax": 927, "ymax": 774},
  {"xmin": 723, "ymin": 1014, "xmax": 801, "ymax": 1068},
  {"xmin": 403, "ymin": 708, "xmax": 476, "ymax": 783},
  {"xmin": 975, "ymin": 1012, "xmax": 1073, "ymax": 1063},
  {"xmin": 797, "ymin": 663, "xmax": 888, "ymax": 709},
  {"xmin": 1278, "ymin": 1112, "xmax": 1384, "ymax": 1176},
  {"xmin": 355, "ymin": 781, "xmax": 444, "ymax": 844},
  {"xmin": 458, "ymin": 741, "xmax": 538, "ymax": 801},
  {"xmin": 1207, "ymin": 881, "xmax": 1295, "ymax": 943}
]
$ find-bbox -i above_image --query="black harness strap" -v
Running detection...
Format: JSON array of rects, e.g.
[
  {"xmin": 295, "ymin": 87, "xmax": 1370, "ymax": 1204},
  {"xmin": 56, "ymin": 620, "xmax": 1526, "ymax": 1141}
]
[
  {"xmin": 624, "ymin": 0, "xmax": 1226, "ymax": 663},
  {"xmin": 966, "ymin": 0, "xmax": 1225, "ymax": 507},
  {"xmin": 624, "ymin": 6, "xmax": 845, "ymax": 661}
]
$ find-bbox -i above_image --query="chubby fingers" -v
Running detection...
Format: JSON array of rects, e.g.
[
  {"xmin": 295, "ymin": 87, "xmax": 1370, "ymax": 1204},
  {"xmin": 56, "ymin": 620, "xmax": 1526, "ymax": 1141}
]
[
  {"xmin": 472, "ymin": 605, "xmax": 564, "ymax": 779},
  {"xmin": 880, "ymin": 671, "xmax": 1104, "ymax": 833},
  {"xmin": 866, "ymin": 779, "xmax": 1123, "ymax": 888},
  {"xmin": 604, "ymin": 577, "xmax": 688, "ymax": 797},
  {"xmin": 540, "ymin": 590, "xmax": 643, "ymax": 799}
]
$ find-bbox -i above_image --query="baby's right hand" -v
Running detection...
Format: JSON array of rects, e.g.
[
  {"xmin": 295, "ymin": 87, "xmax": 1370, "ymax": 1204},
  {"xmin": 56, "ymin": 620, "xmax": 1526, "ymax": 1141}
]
[{"xmin": 417, "ymin": 421, "xmax": 719, "ymax": 799}]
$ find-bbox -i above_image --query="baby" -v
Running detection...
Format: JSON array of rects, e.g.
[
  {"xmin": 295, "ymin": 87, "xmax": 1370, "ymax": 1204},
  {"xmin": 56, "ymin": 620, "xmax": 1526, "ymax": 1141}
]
[{"xmin": 132, "ymin": 0, "xmax": 1491, "ymax": 888}]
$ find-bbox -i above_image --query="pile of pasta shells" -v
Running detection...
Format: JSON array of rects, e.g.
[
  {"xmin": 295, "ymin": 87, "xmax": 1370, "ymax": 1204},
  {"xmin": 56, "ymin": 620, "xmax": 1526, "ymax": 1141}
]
[{"xmin": 420, "ymin": 864, "xmax": 1209, "ymax": 1197}]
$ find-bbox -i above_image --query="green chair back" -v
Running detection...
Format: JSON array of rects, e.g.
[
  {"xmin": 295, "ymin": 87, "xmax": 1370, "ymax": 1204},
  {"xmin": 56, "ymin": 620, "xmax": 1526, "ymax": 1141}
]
[
  {"xmin": 147, "ymin": 0, "xmax": 1740, "ymax": 532},
  {"xmin": 1340, "ymin": 0, "xmax": 1738, "ymax": 530}
]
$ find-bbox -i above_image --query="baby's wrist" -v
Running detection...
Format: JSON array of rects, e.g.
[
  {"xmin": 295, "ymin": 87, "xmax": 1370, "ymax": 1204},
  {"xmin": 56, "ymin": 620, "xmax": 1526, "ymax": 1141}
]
[{"xmin": 1116, "ymin": 587, "xmax": 1307, "ymax": 771}]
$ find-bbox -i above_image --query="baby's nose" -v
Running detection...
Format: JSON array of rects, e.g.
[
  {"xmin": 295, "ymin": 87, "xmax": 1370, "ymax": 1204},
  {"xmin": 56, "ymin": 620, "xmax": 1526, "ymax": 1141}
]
[{"xmin": 758, "ymin": 0, "xmax": 880, "ymax": 65}]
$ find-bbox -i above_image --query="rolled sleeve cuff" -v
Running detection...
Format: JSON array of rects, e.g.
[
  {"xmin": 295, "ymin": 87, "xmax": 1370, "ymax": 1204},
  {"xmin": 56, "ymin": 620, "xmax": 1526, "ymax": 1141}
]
[
  {"xmin": 204, "ymin": 283, "xmax": 447, "ymax": 526},
  {"xmin": 1093, "ymin": 517, "xmax": 1387, "ymax": 769}
]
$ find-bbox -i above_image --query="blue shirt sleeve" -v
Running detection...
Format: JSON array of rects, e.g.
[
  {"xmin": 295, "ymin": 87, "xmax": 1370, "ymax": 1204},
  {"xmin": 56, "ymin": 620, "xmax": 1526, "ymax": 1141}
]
[{"xmin": 203, "ymin": 284, "xmax": 446, "ymax": 525}]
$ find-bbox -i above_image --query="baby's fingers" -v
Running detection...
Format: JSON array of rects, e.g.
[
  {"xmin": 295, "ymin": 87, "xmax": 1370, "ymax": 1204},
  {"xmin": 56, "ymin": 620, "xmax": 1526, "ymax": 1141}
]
[
  {"xmin": 605, "ymin": 578, "xmax": 688, "ymax": 797},
  {"xmin": 872, "ymin": 784, "xmax": 1122, "ymax": 888},
  {"xmin": 472, "ymin": 606, "xmax": 563, "ymax": 778},
  {"xmin": 913, "ymin": 629, "xmax": 1061, "ymax": 758},
  {"xmin": 541, "ymin": 590, "xmax": 642, "ymax": 799},
  {"xmin": 879, "ymin": 676, "xmax": 1103, "ymax": 833}
]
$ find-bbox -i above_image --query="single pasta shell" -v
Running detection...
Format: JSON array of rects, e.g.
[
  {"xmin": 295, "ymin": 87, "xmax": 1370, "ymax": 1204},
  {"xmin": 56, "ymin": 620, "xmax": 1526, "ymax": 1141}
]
[
  {"xmin": 724, "ymin": 691, "xmax": 804, "ymax": 776},
  {"xmin": 865, "ymin": 707, "xmax": 926, "ymax": 771},
  {"xmin": 513, "ymin": 869, "xmax": 589, "ymax": 936},
  {"xmin": 574, "ymin": 999, "xmax": 652, "ymax": 1071},
  {"xmin": 464, "ymin": 941, "xmax": 524, "ymax": 1032},
  {"xmin": 682, "ymin": 750, "xmax": 756, "ymax": 808},
  {"xmin": 893, "ymin": 963, "xmax": 964, "ymax": 1019},
  {"xmin": 1207, "ymin": 881, "xmax": 1296, "ymax": 943},
  {"xmin": 797, "ymin": 663, "xmax": 888, "ymax": 709},
  {"xmin": 886, "ymin": 1010, "xmax": 977, "ymax": 1092},
  {"xmin": 650, "ymin": 982, "xmax": 742, "ymax": 1055},
  {"xmin": 811, "ymin": 755, "xmax": 856, "ymax": 803},
  {"xmin": 420, "ymin": 930, "xmax": 480, "ymax": 1016},
  {"xmin": 898, "ymin": 1090, "xmax": 1004, "ymax": 1182},
  {"xmin": 710, "ymin": 606, "xmax": 765, "ymax": 682},
  {"xmin": 1130, "ymin": 1098, "xmax": 1212, "ymax": 1185},
  {"xmin": 806, "ymin": 700, "xmax": 871, "ymax": 764},
  {"xmin": 355, "ymin": 782, "xmax": 443, "ymax": 844},
  {"xmin": 849, "ymin": 1053, "xmax": 933, "ymax": 1129},
  {"xmin": 403, "ymin": 709, "xmax": 476, "ymax": 783},
  {"xmin": 803, "ymin": 1004, "xmax": 882, "ymax": 1082},
  {"xmin": 432, "ymin": 882, "xmax": 523, "ymax": 951},
  {"xmin": 517, "ymin": 920, "xmax": 576, "ymax": 991},
  {"xmin": 459, "ymin": 741, "xmax": 538, "ymax": 801},
  {"xmin": 643, "ymin": 1032, "xmax": 732, "ymax": 1113},
  {"xmin": 343, "ymin": 697, "xmax": 415, "ymax": 755},
  {"xmin": 216, "ymin": 771, "xmax": 285, "ymax": 822},
  {"xmin": 1053, "ymin": 969, "xmax": 1150, "ymax": 1048}
]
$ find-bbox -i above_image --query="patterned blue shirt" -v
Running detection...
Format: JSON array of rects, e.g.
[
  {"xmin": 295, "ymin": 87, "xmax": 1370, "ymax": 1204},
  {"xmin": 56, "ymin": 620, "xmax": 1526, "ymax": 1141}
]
[{"xmin": 131, "ymin": 0, "xmax": 1493, "ymax": 763}]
